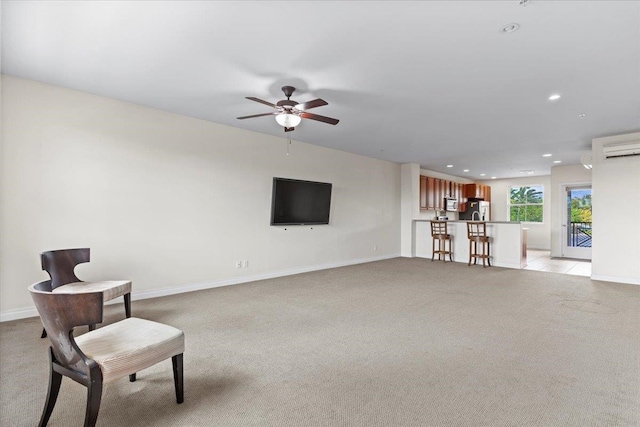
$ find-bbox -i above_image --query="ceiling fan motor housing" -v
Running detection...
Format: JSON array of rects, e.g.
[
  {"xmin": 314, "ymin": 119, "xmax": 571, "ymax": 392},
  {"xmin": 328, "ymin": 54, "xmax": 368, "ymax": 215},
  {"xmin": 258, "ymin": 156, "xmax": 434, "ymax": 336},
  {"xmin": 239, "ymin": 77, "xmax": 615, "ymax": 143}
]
[
  {"xmin": 277, "ymin": 100, "xmax": 298, "ymax": 108},
  {"xmin": 281, "ymin": 85, "xmax": 296, "ymax": 98}
]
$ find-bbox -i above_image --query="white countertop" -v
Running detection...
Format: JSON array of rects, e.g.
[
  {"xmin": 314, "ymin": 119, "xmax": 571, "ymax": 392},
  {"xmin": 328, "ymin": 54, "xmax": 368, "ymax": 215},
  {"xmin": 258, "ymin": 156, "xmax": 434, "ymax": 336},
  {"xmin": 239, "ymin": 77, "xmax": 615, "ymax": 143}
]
[{"xmin": 415, "ymin": 219, "xmax": 521, "ymax": 225}]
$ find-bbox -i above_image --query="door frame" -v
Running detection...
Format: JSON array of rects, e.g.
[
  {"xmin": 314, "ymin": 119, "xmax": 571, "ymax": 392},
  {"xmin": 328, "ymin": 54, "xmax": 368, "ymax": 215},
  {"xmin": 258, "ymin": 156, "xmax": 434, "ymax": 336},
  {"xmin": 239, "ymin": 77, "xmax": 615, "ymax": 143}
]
[{"xmin": 560, "ymin": 183, "xmax": 592, "ymax": 260}]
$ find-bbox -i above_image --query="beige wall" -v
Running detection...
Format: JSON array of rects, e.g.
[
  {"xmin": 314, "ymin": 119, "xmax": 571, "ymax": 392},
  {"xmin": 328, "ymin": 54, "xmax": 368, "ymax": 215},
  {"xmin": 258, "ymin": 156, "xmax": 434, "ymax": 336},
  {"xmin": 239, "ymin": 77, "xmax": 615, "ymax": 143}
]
[
  {"xmin": 591, "ymin": 132, "xmax": 640, "ymax": 284},
  {"xmin": 549, "ymin": 164, "xmax": 592, "ymax": 257},
  {"xmin": 480, "ymin": 176, "xmax": 551, "ymax": 250},
  {"xmin": 0, "ymin": 75, "xmax": 402, "ymax": 317}
]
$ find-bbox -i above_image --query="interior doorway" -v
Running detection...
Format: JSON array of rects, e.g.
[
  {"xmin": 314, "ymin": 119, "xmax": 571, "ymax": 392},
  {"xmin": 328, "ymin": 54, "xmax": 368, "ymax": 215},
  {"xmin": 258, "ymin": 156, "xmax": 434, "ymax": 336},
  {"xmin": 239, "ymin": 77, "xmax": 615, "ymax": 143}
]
[{"xmin": 562, "ymin": 185, "xmax": 592, "ymax": 260}]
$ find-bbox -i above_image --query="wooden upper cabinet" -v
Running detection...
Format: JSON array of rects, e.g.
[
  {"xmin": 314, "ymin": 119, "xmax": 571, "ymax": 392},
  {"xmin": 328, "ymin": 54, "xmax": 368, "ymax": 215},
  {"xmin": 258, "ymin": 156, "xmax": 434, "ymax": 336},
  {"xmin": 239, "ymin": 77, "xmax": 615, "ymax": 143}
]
[
  {"xmin": 464, "ymin": 183, "xmax": 492, "ymax": 200},
  {"xmin": 427, "ymin": 177, "xmax": 435, "ymax": 209},
  {"xmin": 420, "ymin": 176, "xmax": 480, "ymax": 211},
  {"xmin": 419, "ymin": 176, "xmax": 428, "ymax": 210}
]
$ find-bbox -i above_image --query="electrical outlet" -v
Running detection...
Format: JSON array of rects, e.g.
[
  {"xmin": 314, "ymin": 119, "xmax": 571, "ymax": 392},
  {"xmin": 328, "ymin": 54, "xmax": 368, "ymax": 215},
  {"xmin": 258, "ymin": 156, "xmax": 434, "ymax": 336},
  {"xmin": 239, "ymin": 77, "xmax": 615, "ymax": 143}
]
[
  {"xmin": 235, "ymin": 261, "xmax": 242, "ymax": 268},
  {"xmin": 242, "ymin": 260, "xmax": 249, "ymax": 268}
]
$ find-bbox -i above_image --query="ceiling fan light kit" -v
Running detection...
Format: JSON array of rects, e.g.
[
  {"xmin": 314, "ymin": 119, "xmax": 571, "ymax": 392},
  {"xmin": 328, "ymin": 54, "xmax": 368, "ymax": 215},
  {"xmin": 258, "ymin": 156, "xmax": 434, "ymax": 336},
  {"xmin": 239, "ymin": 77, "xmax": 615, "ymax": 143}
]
[
  {"xmin": 275, "ymin": 113, "xmax": 302, "ymax": 128},
  {"xmin": 237, "ymin": 86, "xmax": 339, "ymax": 132}
]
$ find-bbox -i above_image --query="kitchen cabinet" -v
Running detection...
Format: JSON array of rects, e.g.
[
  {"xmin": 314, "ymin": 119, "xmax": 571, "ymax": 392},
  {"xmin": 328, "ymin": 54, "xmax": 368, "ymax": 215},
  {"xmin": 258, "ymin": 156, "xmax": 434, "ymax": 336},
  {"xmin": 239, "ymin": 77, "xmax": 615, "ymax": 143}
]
[
  {"xmin": 420, "ymin": 176, "xmax": 467, "ymax": 211},
  {"xmin": 420, "ymin": 176, "xmax": 428, "ymax": 210},
  {"xmin": 420, "ymin": 176, "xmax": 437, "ymax": 210},
  {"xmin": 484, "ymin": 185, "xmax": 491, "ymax": 202},
  {"xmin": 464, "ymin": 183, "xmax": 492, "ymax": 201}
]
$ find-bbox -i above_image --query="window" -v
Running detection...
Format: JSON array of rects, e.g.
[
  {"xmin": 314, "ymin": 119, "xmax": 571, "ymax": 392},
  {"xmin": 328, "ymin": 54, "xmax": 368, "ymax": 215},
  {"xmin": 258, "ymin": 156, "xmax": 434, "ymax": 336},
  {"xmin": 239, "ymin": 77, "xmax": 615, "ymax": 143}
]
[{"xmin": 509, "ymin": 185, "xmax": 543, "ymax": 223}]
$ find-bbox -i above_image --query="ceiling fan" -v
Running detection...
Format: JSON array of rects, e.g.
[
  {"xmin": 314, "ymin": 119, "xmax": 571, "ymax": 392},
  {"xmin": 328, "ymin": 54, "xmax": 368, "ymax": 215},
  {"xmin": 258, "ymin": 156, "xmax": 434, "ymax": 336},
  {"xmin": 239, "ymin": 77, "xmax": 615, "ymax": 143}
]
[{"xmin": 237, "ymin": 86, "xmax": 339, "ymax": 132}]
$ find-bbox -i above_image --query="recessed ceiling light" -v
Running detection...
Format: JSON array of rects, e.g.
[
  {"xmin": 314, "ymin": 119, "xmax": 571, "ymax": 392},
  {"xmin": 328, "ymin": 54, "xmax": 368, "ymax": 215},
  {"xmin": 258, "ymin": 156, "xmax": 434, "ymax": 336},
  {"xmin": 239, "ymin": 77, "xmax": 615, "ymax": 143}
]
[
  {"xmin": 480, "ymin": 173, "xmax": 486, "ymax": 176},
  {"xmin": 446, "ymin": 165, "xmax": 453, "ymax": 168},
  {"xmin": 553, "ymin": 160, "xmax": 562, "ymax": 164},
  {"xmin": 463, "ymin": 169, "xmax": 470, "ymax": 172},
  {"xmin": 578, "ymin": 113, "xmax": 587, "ymax": 119},
  {"xmin": 542, "ymin": 153, "xmax": 552, "ymax": 157},
  {"xmin": 500, "ymin": 23, "xmax": 520, "ymax": 34},
  {"xmin": 548, "ymin": 94, "xmax": 561, "ymax": 101},
  {"xmin": 491, "ymin": 177, "xmax": 497, "ymax": 179}
]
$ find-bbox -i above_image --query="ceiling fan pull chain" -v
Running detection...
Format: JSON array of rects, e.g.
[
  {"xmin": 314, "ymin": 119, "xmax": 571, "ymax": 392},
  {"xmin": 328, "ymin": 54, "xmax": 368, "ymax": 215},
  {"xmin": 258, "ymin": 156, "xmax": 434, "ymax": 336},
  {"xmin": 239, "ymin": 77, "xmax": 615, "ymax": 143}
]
[{"xmin": 287, "ymin": 138, "xmax": 291, "ymax": 156}]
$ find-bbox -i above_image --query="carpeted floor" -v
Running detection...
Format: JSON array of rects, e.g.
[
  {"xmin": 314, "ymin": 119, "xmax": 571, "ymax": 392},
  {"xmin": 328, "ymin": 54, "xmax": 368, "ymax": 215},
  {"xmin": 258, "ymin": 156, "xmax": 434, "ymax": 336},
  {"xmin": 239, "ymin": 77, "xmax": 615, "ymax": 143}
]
[{"xmin": 1, "ymin": 258, "xmax": 639, "ymax": 426}]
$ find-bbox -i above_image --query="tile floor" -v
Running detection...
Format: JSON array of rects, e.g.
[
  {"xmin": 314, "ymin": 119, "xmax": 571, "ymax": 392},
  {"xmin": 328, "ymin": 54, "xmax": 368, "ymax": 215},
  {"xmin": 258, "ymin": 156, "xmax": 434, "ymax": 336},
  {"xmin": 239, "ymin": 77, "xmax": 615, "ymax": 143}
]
[{"xmin": 524, "ymin": 249, "xmax": 592, "ymax": 277}]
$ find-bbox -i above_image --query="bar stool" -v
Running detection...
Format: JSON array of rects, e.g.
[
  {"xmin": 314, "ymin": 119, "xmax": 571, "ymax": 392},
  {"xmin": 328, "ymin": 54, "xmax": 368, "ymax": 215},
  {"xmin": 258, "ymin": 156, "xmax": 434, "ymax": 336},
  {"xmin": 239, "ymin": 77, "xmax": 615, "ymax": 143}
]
[
  {"xmin": 431, "ymin": 220, "xmax": 453, "ymax": 262},
  {"xmin": 467, "ymin": 221, "xmax": 491, "ymax": 267}
]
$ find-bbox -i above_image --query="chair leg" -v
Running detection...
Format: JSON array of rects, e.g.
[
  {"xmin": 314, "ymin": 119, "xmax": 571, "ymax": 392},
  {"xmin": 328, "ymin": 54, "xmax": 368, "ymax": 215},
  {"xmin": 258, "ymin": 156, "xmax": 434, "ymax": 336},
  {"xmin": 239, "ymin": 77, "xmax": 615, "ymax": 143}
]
[
  {"xmin": 468, "ymin": 239, "xmax": 472, "ymax": 266},
  {"xmin": 487, "ymin": 242, "xmax": 491, "ymax": 266},
  {"xmin": 84, "ymin": 366, "xmax": 103, "ymax": 427},
  {"xmin": 449, "ymin": 239, "xmax": 453, "ymax": 262},
  {"xmin": 431, "ymin": 237, "xmax": 435, "ymax": 261},
  {"xmin": 129, "ymin": 373, "xmax": 136, "ymax": 382},
  {"xmin": 124, "ymin": 293, "xmax": 131, "ymax": 318},
  {"xmin": 39, "ymin": 350, "xmax": 63, "ymax": 427},
  {"xmin": 172, "ymin": 354, "xmax": 184, "ymax": 404},
  {"xmin": 41, "ymin": 328, "xmax": 48, "ymax": 339},
  {"xmin": 482, "ymin": 240, "xmax": 486, "ymax": 268}
]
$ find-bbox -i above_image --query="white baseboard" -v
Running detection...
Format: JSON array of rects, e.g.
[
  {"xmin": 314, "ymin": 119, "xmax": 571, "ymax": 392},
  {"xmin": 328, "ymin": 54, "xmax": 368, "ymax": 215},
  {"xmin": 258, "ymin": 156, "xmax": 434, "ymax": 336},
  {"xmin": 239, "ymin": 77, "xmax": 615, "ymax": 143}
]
[
  {"xmin": 0, "ymin": 254, "xmax": 400, "ymax": 323},
  {"xmin": 591, "ymin": 274, "xmax": 640, "ymax": 286}
]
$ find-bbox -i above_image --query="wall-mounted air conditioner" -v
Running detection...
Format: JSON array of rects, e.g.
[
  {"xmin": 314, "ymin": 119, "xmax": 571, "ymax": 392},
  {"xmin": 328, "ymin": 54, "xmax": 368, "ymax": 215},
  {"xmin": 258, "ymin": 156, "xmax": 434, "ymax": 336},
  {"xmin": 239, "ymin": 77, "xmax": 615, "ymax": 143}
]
[{"xmin": 602, "ymin": 141, "xmax": 640, "ymax": 159}]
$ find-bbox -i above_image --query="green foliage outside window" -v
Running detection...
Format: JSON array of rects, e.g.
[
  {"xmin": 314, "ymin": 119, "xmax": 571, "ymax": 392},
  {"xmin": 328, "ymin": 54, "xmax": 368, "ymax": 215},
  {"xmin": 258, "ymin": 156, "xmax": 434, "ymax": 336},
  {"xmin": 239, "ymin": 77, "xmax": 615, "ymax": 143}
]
[
  {"xmin": 570, "ymin": 193, "xmax": 592, "ymax": 223},
  {"xmin": 509, "ymin": 185, "xmax": 543, "ymax": 222}
]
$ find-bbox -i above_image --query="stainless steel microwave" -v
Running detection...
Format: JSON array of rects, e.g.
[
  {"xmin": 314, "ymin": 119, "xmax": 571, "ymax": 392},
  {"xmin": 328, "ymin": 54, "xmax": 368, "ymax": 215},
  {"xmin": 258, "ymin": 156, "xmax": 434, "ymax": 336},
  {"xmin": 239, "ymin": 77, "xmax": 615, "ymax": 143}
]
[{"xmin": 445, "ymin": 198, "xmax": 458, "ymax": 211}]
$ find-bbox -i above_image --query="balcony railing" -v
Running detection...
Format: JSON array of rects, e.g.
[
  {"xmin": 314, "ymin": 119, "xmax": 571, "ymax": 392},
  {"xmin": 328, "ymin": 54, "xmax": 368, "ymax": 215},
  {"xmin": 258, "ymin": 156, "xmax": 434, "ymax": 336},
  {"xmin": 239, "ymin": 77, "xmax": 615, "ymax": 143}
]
[{"xmin": 569, "ymin": 222, "xmax": 592, "ymax": 247}]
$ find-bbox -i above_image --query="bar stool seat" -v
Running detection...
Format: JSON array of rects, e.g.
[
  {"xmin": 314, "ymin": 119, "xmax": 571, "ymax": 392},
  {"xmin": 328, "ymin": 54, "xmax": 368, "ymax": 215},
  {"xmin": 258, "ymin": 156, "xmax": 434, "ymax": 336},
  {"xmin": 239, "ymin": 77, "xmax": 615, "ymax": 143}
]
[
  {"xmin": 431, "ymin": 220, "xmax": 453, "ymax": 262},
  {"xmin": 467, "ymin": 221, "xmax": 491, "ymax": 267}
]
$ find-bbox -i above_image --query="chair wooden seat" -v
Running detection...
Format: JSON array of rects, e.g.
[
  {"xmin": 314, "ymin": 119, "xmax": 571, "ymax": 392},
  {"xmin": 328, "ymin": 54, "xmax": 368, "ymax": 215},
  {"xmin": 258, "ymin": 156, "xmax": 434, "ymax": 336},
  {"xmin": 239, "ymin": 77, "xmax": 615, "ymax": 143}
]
[
  {"xmin": 29, "ymin": 280, "xmax": 184, "ymax": 427},
  {"xmin": 431, "ymin": 220, "xmax": 453, "ymax": 262},
  {"xmin": 467, "ymin": 221, "xmax": 491, "ymax": 267}
]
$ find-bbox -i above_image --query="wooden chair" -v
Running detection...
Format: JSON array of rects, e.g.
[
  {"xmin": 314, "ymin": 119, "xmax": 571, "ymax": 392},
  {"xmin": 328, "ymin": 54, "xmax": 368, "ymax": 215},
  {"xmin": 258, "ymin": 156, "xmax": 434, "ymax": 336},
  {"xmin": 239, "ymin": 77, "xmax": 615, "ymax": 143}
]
[
  {"xmin": 467, "ymin": 221, "xmax": 491, "ymax": 267},
  {"xmin": 40, "ymin": 248, "xmax": 131, "ymax": 338},
  {"xmin": 29, "ymin": 280, "xmax": 184, "ymax": 427},
  {"xmin": 431, "ymin": 220, "xmax": 453, "ymax": 262}
]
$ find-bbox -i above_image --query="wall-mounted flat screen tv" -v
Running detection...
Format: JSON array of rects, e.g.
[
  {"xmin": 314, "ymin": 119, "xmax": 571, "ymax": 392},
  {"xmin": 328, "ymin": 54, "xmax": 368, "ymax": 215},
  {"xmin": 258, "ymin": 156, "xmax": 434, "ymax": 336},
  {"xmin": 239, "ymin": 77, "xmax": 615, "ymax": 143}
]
[{"xmin": 271, "ymin": 178, "xmax": 332, "ymax": 225}]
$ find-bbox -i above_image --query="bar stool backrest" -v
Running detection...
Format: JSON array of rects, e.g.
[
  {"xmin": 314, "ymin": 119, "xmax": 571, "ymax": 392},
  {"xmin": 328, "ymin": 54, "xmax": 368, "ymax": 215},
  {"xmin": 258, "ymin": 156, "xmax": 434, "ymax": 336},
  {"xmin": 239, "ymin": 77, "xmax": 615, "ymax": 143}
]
[
  {"xmin": 467, "ymin": 221, "xmax": 487, "ymax": 239},
  {"xmin": 431, "ymin": 220, "xmax": 448, "ymax": 237}
]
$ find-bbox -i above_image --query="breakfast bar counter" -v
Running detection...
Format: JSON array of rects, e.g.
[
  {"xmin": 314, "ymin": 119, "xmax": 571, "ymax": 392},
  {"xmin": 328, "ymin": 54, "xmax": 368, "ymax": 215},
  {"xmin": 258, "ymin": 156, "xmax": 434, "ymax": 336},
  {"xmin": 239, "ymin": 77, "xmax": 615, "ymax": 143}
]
[{"xmin": 414, "ymin": 220, "xmax": 527, "ymax": 269}]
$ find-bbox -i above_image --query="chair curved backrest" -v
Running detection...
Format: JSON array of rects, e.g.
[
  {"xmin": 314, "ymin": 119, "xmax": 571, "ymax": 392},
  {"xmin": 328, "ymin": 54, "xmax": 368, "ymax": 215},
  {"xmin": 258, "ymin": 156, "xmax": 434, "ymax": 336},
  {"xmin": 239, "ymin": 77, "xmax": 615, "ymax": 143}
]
[
  {"xmin": 41, "ymin": 248, "xmax": 90, "ymax": 290},
  {"xmin": 29, "ymin": 280, "xmax": 103, "ymax": 375}
]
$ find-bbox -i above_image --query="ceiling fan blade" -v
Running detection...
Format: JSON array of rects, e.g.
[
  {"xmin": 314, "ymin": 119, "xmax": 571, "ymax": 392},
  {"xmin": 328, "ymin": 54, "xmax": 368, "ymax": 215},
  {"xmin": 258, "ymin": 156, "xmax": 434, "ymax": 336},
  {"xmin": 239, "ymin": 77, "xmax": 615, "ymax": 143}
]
[
  {"xmin": 296, "ymin": 98, "xmax": 328, "ymax": 110},
  {"xmin": 237, "ymin": 112, "xmax": 275, "ymax": 120},
  {"xmin": 246, "ymin": 97, "xmax": 276, "ymax": 108},
  {"xmin": 300, "ymin": 112, "xmax": 340, "ymax": 125}
]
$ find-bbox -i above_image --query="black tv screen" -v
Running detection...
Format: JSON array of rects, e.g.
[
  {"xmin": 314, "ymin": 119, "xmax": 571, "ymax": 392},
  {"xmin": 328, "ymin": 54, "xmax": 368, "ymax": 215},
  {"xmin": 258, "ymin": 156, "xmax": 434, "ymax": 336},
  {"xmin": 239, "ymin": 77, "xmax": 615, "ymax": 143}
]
[{"xmin": 271, "ymin": 178, "xmax": 332, "ymax": 225}]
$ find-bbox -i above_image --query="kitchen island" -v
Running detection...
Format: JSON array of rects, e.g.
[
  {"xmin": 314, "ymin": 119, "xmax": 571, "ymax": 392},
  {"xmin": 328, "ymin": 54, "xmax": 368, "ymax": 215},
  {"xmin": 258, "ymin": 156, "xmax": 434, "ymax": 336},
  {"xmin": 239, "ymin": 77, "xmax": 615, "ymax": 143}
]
[{"xmin": 414, "ymin": 220, "xmax": 527, "ymax": 269}]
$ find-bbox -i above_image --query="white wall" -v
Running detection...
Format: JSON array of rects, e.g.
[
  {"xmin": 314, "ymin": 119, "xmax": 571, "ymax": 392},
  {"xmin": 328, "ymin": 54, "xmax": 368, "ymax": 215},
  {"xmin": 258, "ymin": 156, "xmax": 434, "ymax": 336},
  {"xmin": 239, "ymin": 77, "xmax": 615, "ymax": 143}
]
[
  {"xmin": 480, "ymin": 176, "xmax": 551, "ymax": 250},
  {"xmin": 400, "ymin": 163, "xmax": 418, "ymax": 257},
  {"xmin": 591, "ymin": 132, "xmax": 640, "ymax": 285},
  {"xmin": 549, "ymin": 164, "xmax": 592, "ymax": 257},
  {"xmin": 0, "ymin": 75, "xmax": 402, "ymax": 317}
]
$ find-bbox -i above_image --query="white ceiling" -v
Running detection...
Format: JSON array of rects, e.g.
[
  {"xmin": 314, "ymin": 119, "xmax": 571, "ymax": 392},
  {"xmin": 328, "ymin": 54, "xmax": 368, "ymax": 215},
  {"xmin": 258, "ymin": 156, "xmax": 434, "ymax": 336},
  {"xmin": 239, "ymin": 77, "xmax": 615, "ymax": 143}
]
[{"xmin": 2, "ymin": 1, "xmax": 639, "ymax": 179}]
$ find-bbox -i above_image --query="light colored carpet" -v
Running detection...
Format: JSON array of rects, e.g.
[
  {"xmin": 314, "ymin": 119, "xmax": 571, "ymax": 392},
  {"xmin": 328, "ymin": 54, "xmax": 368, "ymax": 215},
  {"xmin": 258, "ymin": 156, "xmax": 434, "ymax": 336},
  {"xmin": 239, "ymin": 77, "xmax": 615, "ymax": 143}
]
[{"xmin": 1, "ymin": 258, "xmax": 638, "ymax": 426}]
